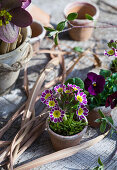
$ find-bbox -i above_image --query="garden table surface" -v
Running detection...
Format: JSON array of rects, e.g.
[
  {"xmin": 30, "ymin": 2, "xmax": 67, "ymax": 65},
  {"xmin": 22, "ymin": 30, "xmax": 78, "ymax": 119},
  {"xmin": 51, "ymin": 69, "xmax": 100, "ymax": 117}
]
[{"xmin": 0, "ymin": 0, "xmax": 117, "ymax": 169}]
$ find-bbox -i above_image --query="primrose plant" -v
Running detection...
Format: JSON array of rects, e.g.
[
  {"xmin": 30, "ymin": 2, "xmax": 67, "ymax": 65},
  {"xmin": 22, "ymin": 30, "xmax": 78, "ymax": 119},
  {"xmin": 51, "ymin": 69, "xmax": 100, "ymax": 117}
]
[{"xmin": 41, "ymin": 78, "xmax": 88, "ymax": 136}]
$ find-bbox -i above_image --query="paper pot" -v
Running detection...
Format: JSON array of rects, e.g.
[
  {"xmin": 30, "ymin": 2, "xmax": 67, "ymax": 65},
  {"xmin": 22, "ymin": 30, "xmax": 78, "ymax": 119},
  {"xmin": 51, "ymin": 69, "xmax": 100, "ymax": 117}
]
[
  {"xmin": 64, "ymin": 1, "xmax": 99, "ymax": 41},
  {"xmin": 46, "ymin": 117, "xmax": 88, "ymax": 151},
  {"xmin": 0, "ymin": 26, "xmax": 32, "ymax": 95},
  {"xmin": 87, "ymin": 106, "xmax": 111, "ymax": 128}
]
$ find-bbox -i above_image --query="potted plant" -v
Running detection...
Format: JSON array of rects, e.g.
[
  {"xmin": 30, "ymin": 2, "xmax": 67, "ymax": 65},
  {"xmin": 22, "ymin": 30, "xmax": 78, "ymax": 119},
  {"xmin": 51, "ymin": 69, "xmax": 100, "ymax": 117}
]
[
  {"xmin": 0, "ymin": 0, "xmax": 32, "ymax": 95},
  {"xmin": 40, "ymin": 78, "xmax": 89, "ymax": 150},
  {"xmin": 84, "ymin": 69, "xmax": 117, "ymax": 127},
  {"xmin": 63, "ymin": 1, "xmax": 99, "ymax": 41},
  {"xmin": 104, "ymin": 40, "xmax": 117, "ymax": 73}
]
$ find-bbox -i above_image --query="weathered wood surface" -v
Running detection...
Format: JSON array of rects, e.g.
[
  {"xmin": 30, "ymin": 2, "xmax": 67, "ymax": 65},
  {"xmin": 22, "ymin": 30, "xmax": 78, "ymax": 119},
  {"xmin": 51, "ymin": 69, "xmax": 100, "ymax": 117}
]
[{"xmin": 0, "ymin": 0, "xmax": 117, "ymax": 169}]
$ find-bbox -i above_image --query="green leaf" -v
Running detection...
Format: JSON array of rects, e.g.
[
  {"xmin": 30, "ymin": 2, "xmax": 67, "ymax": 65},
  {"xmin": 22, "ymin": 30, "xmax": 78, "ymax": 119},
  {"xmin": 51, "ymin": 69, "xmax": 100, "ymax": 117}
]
[
  {"xmin": 111, "ymin": 42, "xmax": 116, "ymax": 49},
  {"xmin": 98, "ymin": 109, "xmax": 105, "ymax": 118},
  {"xmin": 105, "ymin": 116, "xmax": 114, "ymax": 125},
  {"xmin": 44, "ymin": 27, "xmax": 55, "ymax": 32},
  {"xmin": 95, "ymin": 119, "xmax": 101, "ymax": 123},
  {"xmin": 100, "ymin": 120, "xmax": 106, "ymax": 133},
  {"xmin": 73, "ymin": 46, "xmax": 84, "ymax": 53},
  {"xmin": 65, "ymin": 78, "xmax": 84, "ymax": 89},
  {"xmin": 54, "ymin": 33, "xmax": 58, "ymax": 45},
  {"xmin": 85, "ymin": 14, "xmax": 93, "ymax": 20},
  {"xmin": 56, "ymin": 21, "xmax": 66, "ymax": 31},
  {"xmin": 98, "ymin": 157, "xmax": 103, "ymax": 166},
  {"xmin": 99, "ymin": 69, "xmax": 111, "ymax": 78},
  {"xmin": 67, "ymin": 12, "xmax": 78, "ymax": 21},
  {"xmin": 48, "ymin": 30, "xmax": 58, "ymax": 37}
]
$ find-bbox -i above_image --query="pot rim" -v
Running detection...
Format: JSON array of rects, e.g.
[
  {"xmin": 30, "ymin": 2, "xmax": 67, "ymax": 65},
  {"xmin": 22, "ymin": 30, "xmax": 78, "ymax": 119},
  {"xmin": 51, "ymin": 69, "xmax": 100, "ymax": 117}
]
[
  {"xmin": 0, "ymin": 26, "xmax": 31, "ymax": 59},
  {"xmin": 46, "ymin": 116, "xmax": 88, "ymax": 139},
  {"xmin": 30, "ymin": 20, "xmax": 46, "ymax": 44},
  {"xmin": 64, "ymin": 1, "xmax": 99, "ymax": 24}
]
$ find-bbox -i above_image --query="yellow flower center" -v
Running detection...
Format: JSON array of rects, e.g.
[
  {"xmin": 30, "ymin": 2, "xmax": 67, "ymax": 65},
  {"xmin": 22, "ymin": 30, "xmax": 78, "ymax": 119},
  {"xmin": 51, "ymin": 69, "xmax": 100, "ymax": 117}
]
[
  {"xmin": 77, "ymin": 95, "xmax": 83, "ymax": 103},
  {"xmin": 53, "ymin": 110, "xmax": 61, "ymax": 118},
  {"xmin": 78, "ymin": 108, "xmax": 84, "ymax": 116},
  {"xmin": 58, "ymin": 88, "xmax": 63, "ymax": 93},
  {"xmin": 92, "ymin": 82, "xmax": 96, "ymax": 87},
  {"xmin": 0, "ymin": 10, "xmax": 12, "ymax": 26},
  {"xmin": 73, "ymin": 87, "xmax": 78, "ymax": 91},
  {"xmin": 49, "ymin": 100, "xmax": 55, "ymax": 107},
  {"xmin": 65, "ymin": 90, "xmax": 71, "ymax": 93},
  {"xmin": 45, "ymin": 93, "xmax": 51, "ymax": 100}
]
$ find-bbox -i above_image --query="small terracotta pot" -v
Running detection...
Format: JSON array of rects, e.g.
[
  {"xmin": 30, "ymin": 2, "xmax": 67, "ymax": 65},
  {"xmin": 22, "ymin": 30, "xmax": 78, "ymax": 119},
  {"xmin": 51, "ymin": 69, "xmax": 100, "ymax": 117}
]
[
  {"xmin": 46, "ymin": 117, "xmax": 88, "ymax": 151},
  {"xmin": 30, "ymin": 21, "xmax": 46, "ymax": 52},
  {"xmin": 87, "ymin": 106, "xmax": 111, "ymax": 128},
  {"xmin": 64, "ymin": 1, "xmax": 99, "ymax": 41}
]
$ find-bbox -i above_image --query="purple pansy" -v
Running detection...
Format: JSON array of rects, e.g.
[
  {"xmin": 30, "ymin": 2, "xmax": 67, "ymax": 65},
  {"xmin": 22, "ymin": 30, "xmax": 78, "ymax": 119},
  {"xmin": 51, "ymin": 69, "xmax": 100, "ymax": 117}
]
[
  {"xmin": 49, "ymin": 107, "xmax": 65, "ymax": 123},
  {"xmin": 75, "ymin": 90, "xmax": 87, "ymax": 105},
  {"xmin": 54, "ymin": 84, "xmax": 66, "ymax": 93},
  {"xmin": 105, "ymin": 91, "xmax": 117, "ymax": 109},
  {"xmin": 0, "ymin": 0, "xmax": 32, "ymax": 43},
  {"xmin": 46, "ymin": 97, "xmax": 58, "ymax": 108},
  {"xmin": 84, "ymin": 72, "xmax": 105, "ymax": 96},
  {"xmin": 76, "ymin": 104, "xmax": 89, "ymax": 120},
  {"xmin": 40, "ymin": 89, "xmax": 53, "ymax": 104}
]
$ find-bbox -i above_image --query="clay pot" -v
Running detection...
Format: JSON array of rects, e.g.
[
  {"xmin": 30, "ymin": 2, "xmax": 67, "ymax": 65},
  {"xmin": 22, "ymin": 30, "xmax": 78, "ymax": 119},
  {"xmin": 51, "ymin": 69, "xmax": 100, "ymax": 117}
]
[
  {"xmin": 0, "ymin": 27, "xmax": 32, "ymax": 95},
  {"xmin": 46, "ymin": 117, "xmax": 88, "ymax": 151},
  {"xmin": 87, "ymin": 106, "xmax": 111, "ymax": 128},
  {"xmin": 64, "ymin": 1, "xmax": 99, "ymax": 41},
  {"xmin": 30, "ymin": 21, "xmax": 46, "ymax": 52}
]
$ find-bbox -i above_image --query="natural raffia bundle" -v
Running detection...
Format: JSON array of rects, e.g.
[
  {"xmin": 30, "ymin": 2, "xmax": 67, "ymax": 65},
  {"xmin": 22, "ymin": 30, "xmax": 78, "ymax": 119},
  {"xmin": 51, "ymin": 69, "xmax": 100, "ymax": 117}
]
[{"xmin": 0, "ymin": 44, "xmax": 105, "ymax": 170}]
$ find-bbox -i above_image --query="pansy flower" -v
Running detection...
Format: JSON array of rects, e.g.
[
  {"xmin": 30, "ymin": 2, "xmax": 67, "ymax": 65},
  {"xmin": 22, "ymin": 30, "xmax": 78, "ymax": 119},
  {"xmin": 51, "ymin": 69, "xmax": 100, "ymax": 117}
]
[
  {"xmin": 40, "ymin": 89, "xmax": 53, "ymax": 104},
  {"xmin": 54, "ymin": 84, "xmax": 65, "ymax": 93},
  {"xmin": 67, "ymin": 83, "xmax": 81, "ymax": 91},
  {"xmin": 0, "ymin": 0, "xmax": 32, "ymax": 43},
  {"xmin": 105, "ymin": 91, "xmax": 117, "ymax": 109},
  {"xmin": 84, "ymin": 72, "xmax": 105, "ymax": 96},
  {"xmin": 76, "ymin": 105, "xmax": 89, "ymax": 120},
  {"xmin": 49, "ymin": 107, "xmax": 65, "ymax": 123},
  {"xmin": 75, "ymin": 90, "xmax": 87, "ymax": 105},
  {"xmin": 46, "ymin": 97, "xmax": 58, "ymax": 108}
]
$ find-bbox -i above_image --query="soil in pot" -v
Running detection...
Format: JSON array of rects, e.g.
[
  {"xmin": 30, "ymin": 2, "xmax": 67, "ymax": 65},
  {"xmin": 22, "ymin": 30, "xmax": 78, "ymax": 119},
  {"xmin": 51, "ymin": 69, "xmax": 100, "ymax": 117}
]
[
  {"xmin": 87, "ymin": 106, "xmax": 111, "ymax": 128},
  {"xmin": 46, "ymin": 117, "xmax": 88, "ymax": 151}
]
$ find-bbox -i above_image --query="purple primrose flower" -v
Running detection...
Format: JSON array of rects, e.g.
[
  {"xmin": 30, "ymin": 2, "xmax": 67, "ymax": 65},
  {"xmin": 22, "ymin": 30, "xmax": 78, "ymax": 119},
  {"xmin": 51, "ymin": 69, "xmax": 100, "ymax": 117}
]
[
  {"xmin": 76, "ymin": 104, "xmax": 89, "ymax": 120},
  {"xmin": 75, "ymin": 90, "xmax": 87, "ymax": 105},
  {"xmin": 84, "ymin": 72, "xmax": 105, "ymax": 96},
  {"xmin": 49, "ymin": 107, "xmax": 65, "ymax": 123},
  {"xmin": 0, "ymin": 0, "xmax": 32, "ymax": 43},
  {"xmin": 105, "ymin": 91, "xmax": 117, "ymax": 109},
  {"xmin": 40, "ymin": 89, "xmax": 53, "ymax": 104},
  {"xmin": 46, "ymin": 97, "xmax": 58, "ymax": 108},
  {"xmin": 54, "ymin": 84, "xmax": 65, "ymax": 93},
  {"xmin": 67, "ymin": 83, "xmax": 81, "ymax": 91}
]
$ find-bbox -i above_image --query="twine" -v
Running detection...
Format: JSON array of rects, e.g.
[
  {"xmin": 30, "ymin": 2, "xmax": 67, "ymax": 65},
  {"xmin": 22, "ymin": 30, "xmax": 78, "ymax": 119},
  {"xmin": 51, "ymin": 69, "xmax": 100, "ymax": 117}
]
[{"xmin": 0, "ymin": 44, "xmax": 33, "ymax": 73}]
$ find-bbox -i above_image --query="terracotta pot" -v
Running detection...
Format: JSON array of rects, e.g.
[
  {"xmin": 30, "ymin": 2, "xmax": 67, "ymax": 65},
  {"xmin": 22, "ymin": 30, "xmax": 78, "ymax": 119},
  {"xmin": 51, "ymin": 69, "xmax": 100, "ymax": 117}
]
[
  {"xmin": 64, "ymin": 1, "xmax": 99, "ymax": 41},
  {"xmin": 87, "ymin": 106, "xmax": 111, "ymax": 128},
  {"xmin": 46, "ymin": 117, "xmax": 88, "ymax": 151},
  {"xmin": 0, "ymin": 26, "xmax": 32, "ymax": 95},
  {"xmin": 30, "ymin": 21, "xmax": 46, "ymax": 52}
]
